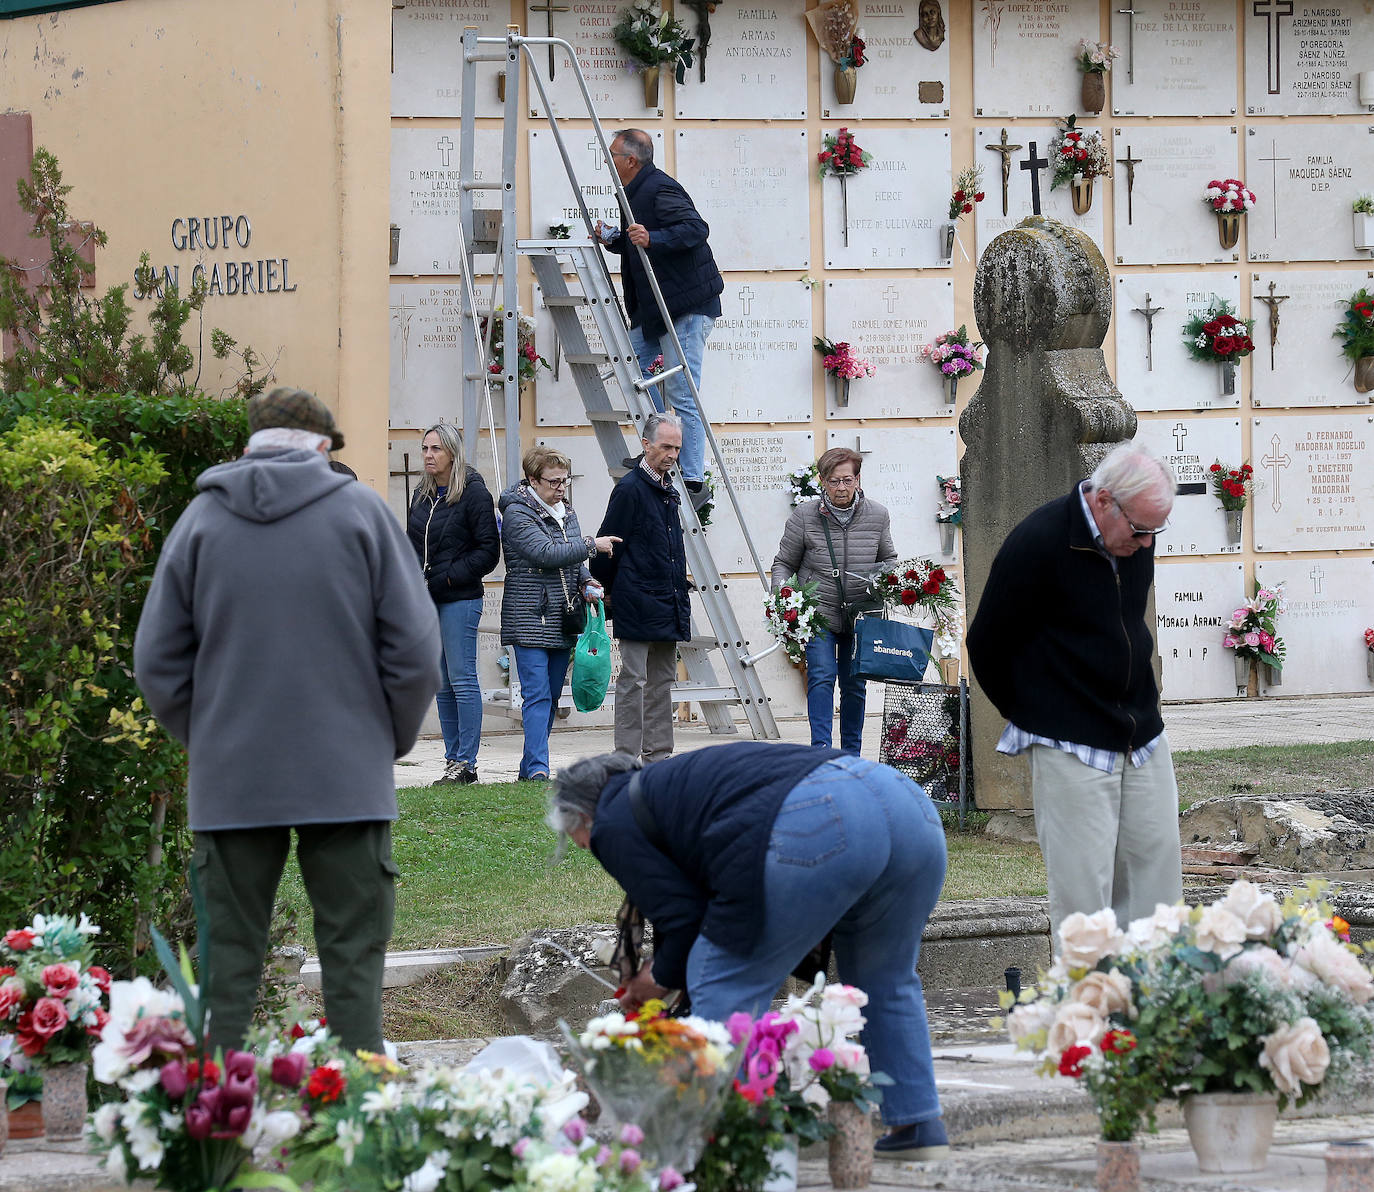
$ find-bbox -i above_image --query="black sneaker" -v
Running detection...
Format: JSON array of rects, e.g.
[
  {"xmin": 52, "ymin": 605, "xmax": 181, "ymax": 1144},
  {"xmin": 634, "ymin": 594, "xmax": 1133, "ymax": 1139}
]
[
  {"xmin": 431, "ymin": 761, "xmax": 463, "ymax": 787},
  {"xmin": 454, "ymin": 764, "xmax": 479, "ymax": 786},
  {"xmin": 874, "ymin": 1118, "xmax": 949, "ymax": 1160}
]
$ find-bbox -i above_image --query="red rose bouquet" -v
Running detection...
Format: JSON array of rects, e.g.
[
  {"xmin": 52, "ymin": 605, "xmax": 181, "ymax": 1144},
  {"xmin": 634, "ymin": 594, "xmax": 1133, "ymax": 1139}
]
[
  {"xmin": 1204, "ymin": 178, "xmax": 1256, "ymax": 214},
  {"xmin": 1184, "ymin": 298, "xmax": 1255, "ymax": 363},
  {"xmin": 0, "ymin": 913, "xmax": 109, "ymax": 1068},
  {"xmin": 816, "ymin": 127, "xmax": 871, "ymax": 181},
  {"xmin": 1209, "ymin": 460, "xmax": 1253, "ymax": 511},
  {"xmin": 1049, "ymin": 114, "xmax": 1111, "ymax": 190},
  {"xmin": 946, "ymin": 165, "xmax": 985, "ymax": 223}
]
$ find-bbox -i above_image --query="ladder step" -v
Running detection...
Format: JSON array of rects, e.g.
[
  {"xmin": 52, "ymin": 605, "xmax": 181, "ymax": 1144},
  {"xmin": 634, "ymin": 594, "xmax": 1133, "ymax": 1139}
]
[
  {"xmin": 585, "ymin": 408, "xmax": 631, "ymax": 424},
  {"xmin": 670, "ymin": 684, "xmax": 743, "ymax": 705},
  {"xmin": 543, "ymin": 295, "xmax": 588, "ymax": 308},
  {"xmin": 563, "ymin": 351, "xmax": 609, "ymax": 365}
]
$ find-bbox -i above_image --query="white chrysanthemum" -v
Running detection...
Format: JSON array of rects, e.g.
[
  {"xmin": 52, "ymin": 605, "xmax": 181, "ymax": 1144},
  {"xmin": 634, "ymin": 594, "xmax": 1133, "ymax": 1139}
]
[
  {"xmin": 91, "ymin": 1102, "xmax": 121, "ymax": 1144},
  {"xmin": 361, "ymin": 1081, "xmax": 405, "ymax": 1119},
  {"xmin": 336, "ymin": 1117, "xmax": 366, "ymax": 1166}
]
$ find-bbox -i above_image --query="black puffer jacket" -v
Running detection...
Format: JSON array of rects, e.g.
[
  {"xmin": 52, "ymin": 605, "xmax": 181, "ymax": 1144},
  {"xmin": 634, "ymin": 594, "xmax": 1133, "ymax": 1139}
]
[{"xmin": 406, "ymin": 468, "xmax": 500, "ymax": 604}]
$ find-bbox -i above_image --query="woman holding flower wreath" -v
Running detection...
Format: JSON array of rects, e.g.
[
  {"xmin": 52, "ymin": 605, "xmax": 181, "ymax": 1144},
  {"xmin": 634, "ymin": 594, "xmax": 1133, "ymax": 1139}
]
[{"xmin": 770, "ymin": 447, "xmax": 896, "ymax": 753}]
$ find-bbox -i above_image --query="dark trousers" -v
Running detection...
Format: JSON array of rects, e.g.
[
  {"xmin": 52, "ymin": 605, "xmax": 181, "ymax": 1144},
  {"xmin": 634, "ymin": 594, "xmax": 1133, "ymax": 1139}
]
[{"xmin": 193, "ymin": 821, "xmax": 397, "ymax": 1054}]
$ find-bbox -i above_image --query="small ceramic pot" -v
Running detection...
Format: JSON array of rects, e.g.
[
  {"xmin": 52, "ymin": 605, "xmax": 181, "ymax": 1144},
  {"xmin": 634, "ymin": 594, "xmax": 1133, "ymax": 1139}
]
[
  {"xmin": 827, "ymin": 1100, "xmax": 874, "ymax": 1189},
  {"xmin": 762, "ymin": 1137, "xmax": 800, "ymax": 1192},
  {"xmin": 1216, "ymin": 211, "xmax": 1242, "ymax": 251},
  {"xmin": 1325, "ymin": 1140, "xmax": 1374, "ymax": 1192},
  {"xmin": 642, "ymin": 65, "xmax": 660, "ymax": 110},
  {"xmin": 1081, "ymin": 69, "xmax": 1106, "ymax": 114},
  {"xmin": 40, "ymin": 1062, "xmax": 88, "ymax": 1142},
  {"xmin": 1354, "ymin": 210, "xmax": 1374, "ymax": 251},
  {"xmin": 1095, "ymin": 1139, "xmax": 1140, "ymax": 1192},
  {"xmin": 1183, "ymin": 1091, "xmax": 1278, "ymax": 1173},
  {"xmin": 834, "ymin": 65, "xmax": 857, "ymax": 104},
  {"xmin": 6, "ymin": 1100, "xmax": 43, "ymax": 1140},
  {"xmin": 0, "ymin": 1079, "xmax": 7, "ymax": 1159},
  {"xmin": 938, "ymin": 655, "xmax": 960, "ymax": 687}
]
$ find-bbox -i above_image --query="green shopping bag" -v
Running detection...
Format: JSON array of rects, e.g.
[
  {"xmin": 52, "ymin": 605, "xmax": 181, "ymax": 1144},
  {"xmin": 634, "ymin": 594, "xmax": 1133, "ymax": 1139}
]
[{"xmin": 572, "ymin": 600, "xmax": 612, "ymax": 712}]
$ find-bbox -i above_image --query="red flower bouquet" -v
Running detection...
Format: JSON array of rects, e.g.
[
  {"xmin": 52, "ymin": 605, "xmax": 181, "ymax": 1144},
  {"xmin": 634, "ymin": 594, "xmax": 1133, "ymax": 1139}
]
[
  {"xmin": 1184, "ymin": 299, "xmax": 1255, "ymax": 363},
  {"xmin": 1209, "ymin": 460, "xmax": 1253, "ymax": 511},
  {"xmin": 0, "ymin": 913, "xmax": 108, "ymax": 1068}
]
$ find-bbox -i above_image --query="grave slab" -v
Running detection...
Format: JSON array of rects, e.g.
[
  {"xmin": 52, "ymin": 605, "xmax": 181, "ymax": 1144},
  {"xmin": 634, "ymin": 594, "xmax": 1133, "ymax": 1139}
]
[
  {"xmin": 390, "ymin": 128, "xmax": 502, "ymax": 277},
  {"xmin": 830, "ymin": 426, "xmax": 958, "ymax": 561},
  {"xmin": 701, "ymin": 280, "xmax": 815, "ymax": 423},
  {"xmin": 526, "ymin": 0, "xmax": 648, "ymax": 120},
  {"xmin": 971, "ymin": 0, "xmax": 1099, "ymax": 119},
  {"xmin": 1133, "ymin": 417, "xmax": 1244, "ymax": 557},
  {"xmin": 1153, "ymin": 560, "xmax": 1246, "ymax": 701},
  {"xmin": 1251, "ymin": 413, "xmax": 1374, "ymax": 552},
  {"xmin": 1251, "ymin": 270, "xmax": 1374, "ymax": 408},
  {"xmin": 1254, "ymin": 558, "xmax": 1374, "ymax": 696},
  {"xmin": 1109, "ymin": 0, "xmax": 1238, "ymax": 118},
  {"xmin": 674, "ymin": 0, "xmax": 807, "ymax": 119},
  {"xmin": 817, "ymin": 0, "xmax": 949, "ymax": 119},
  {"xmin": 1245, "ymin": 0, "xmax": 1374, "ymax": 117},
  {"xmin": 391, "ymin": 0, "xmax": 508, "ymax": 118}
]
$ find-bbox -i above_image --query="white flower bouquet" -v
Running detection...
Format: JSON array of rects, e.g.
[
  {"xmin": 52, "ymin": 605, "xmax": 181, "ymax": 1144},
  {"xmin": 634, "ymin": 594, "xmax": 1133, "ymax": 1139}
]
[
  {"xmin": 772, "ymin": 976, "xmax": 891, "ymax": 1114},
  {"xmin": 763, "ymin": 574, "xmax": 829, "ymax": 665}
]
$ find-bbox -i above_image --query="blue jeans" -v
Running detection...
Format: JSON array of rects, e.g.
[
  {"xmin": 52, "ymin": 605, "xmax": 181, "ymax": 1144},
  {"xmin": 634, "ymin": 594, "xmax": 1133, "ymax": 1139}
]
[
  {"xmin": 805, "ymin": 628, "xmax": 867, "ymax": 754},
  {"xmin": 686, "ymin": 756, "xmax": 947, "ymax": 1126},
  {"xmin": 512, "ymin": 645, "xmax": 571, "ymax": 779},
  {"xmin": 436, "ymin": 598, "xmax": 483, "ymax": 767},
  {"xmin": 629, "ymin": 313, "xmax": 714, "ymax": 484}
]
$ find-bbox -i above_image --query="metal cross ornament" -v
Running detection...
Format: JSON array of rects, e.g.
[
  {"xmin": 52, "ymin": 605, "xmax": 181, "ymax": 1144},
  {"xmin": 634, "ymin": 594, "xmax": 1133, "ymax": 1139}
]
[
  {"xmin": 984, "ymin": 127, "xmax": 1023, "ymax": 217},
  {"xmin": 1132, "ymin": 292, "xmax": 1163, "ymax": 371},
  {"xmin": 1116, "ymin": 144, "xmax": 1142, "ymax": 224},
  {"xmin": 1253, "ymin": 279, "xmax": 1290, "ymax": 371},
  {"xmin": 529, "ymin": 0, "xmax": 570, "ymax": 79}
]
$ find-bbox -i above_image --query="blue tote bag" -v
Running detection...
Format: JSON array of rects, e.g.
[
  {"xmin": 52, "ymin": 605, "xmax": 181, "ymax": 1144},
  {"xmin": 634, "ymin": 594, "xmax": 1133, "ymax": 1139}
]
[{"xmin": 849, "ymin": 616, "xmax": 935, "ymax": 683}]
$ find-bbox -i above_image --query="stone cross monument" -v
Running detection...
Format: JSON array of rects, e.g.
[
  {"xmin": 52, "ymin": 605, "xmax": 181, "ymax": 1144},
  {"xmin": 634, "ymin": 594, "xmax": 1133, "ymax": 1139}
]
[{"xmin": 958, "ymin": 217, "xmax": 1137, "ymax": 812}]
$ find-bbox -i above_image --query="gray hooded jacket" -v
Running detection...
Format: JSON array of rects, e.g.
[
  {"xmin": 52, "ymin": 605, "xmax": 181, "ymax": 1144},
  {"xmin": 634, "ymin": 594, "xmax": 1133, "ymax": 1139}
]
[{"xmin": 134, "ymin": 448, "xmax": 441, "ymax": 831}]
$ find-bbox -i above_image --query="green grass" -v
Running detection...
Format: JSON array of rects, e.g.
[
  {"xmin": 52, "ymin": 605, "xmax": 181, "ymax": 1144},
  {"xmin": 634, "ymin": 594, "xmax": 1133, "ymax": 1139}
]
[{"xmin": 1173, "ymin": 739, "xmax": 1374, "ymax": 812}]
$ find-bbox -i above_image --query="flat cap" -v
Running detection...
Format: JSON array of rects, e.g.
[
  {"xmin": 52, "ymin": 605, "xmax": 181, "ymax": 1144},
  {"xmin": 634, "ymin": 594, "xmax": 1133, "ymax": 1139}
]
[{"xmin": 248, "ymin": 387, "xmax": 345, "ymax": 450}]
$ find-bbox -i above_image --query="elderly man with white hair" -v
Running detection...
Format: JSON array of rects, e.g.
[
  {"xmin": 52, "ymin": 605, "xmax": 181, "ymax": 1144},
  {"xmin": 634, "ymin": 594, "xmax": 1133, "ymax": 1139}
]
[{"xmin": 967, "ymin": 439, "xmax": 1182, "ymax": 937}]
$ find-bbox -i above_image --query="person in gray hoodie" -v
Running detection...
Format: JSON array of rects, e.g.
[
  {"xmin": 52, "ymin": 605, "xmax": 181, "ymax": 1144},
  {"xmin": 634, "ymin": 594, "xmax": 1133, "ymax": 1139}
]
[{"xmin": 134, "ymin": 387, "xmax": 440, "ymax": 1054}]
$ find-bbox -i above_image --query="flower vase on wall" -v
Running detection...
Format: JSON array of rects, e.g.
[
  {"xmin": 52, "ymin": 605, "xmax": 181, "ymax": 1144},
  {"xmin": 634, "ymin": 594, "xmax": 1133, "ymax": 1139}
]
[
  {"xmin": 1354, "ymin": 211, "xmax": 1374, "ymax": 252},
  {"xmin": 1224, "ymin": 509, "xmax": 1242, "ymax": 546},
  {"xmin": 833, "ymin": 376, "xmax": 851, "ymax": 407},
  {"xmin": 1234, "ymin": 653, "xmax": 1250, "ymax": 692},
  {"xmin": 1183, "ymin": 1091, "xmax": 1278, "ymax": 1174},
  {"xmin": 1355, "ymin": 356, "xmax": 1374, "ymax": 394},
  {"xmin": 1080, "ymin": 70, "xmax": 1105, "ymax": 114},
  {"xmin": 1216, "ymin": 211, "xmax": 1242, "ymax": 250},
  {"xmin": 834, "ymin": 65, "xmax": 857, "ymax": 104},
  {"xmin": 1071, "ymin": 174, "xmax": 1094, "ymax": 215},
  {"xmin": 1367, "ymin": 651, "xmax": 1374, "ymax": 684},
  {"xmin": 1218, "ymin": 359, "xmax": 1236, "ymax": 396},
  {"xmin": 1263, "ymin": 663, "xmax": 1282, "ymax": 687},
  {"xmin": 938, "ymin": 519, "xmax": 956, "ymax": 556},
  {"xmin": 642, "ymin": 66, "xmax": 660, "ymax": 110},
  {"xmin": 942, "ymin": 373, "xmax": 957, "ymax": 405},
  {"xmin": 939, "ymin": 221, "xmax": 956, "ymax": 261}
]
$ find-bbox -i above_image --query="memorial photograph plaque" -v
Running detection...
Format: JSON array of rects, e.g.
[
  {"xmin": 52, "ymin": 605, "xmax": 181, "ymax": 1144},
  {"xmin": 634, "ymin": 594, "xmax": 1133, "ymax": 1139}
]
[
  {"xmin": 1245, "ymin": 1, "xmax": 1374, "ymax": 117},
  {"xmin": 1109, "ymin": 0, "xmax": 1237, "ymax": 118},
  {"xmin": 1153, "ymin": 560, "xmax": 1245, "ymax": 701},
  {"xmin": 391, "ymin": 0, "xmax": 509, "ymax": 118},
  {"xmin": 1252, "ymin": 414, "xmax": 1374, "ymax": 552},
  {"xmin": 1132, "ymin": 417, "xmax": 1244, "ymax": 556},
  {"xmin": 532, "ymin": 279, "xmax": 606, "ymax": 427},
  {"xmin": 706, "ymin": 430, "xmax": 816, "ymax": 575},
  {"xmin": 528, "ymin": 129, "xmax": 664, "ymax": 274},
  {"xmin": 391, "ymin": 128, "xmax": 502, "ymax": 276},
  {"xmin": 526, "ymin": 0, "xmax": 648, "ymax": 120},
  {"xmin": 1250, "ymin": 270, "xmax": 1372, "ymax": 408},
  {"xmin": 974, "ymin": 124, "xmax": 1105, "ymax": 252},
  {"xmin": 1245, "ymin": 125, "xmax": 1374, "ymax": 264},
  {"xmin": 822, "ymin": 278, "xmax": 956, "ymax": 418},
  {"xmin": 1112, "ymin": 125, "xmax": 1241, "ymax": 266},
  {"xmin": 822, "ymin": 128, "xmax": 950, "ymax": 269},
  {"xmin": 701, "ymin": 281, "xmax": 814, "ymax": 423},
  {"xmin": 674, "ymin": 1, "xmax": 806, "ymax": 119},
  {"xmin": 816, "ymin": 0, "xmax": 949, "ymax": 119},
  {"xmin": 1114, "ymin": 273, "xmax": 1242, "ymax": 411},
  {"xmin": 829, "ymin": 427, "xmax": 957, "ymax": 560},
  {"xmin": 972, "ymin": 1, "xmax": 1099, "ymax": 118},
  {"xmin": 675, "ymin": 129, "xmax": 810, "ymax": 271},
  {"xmin": 1253, "ymin": 559, "xmax": 1374, "ymax": 696}
]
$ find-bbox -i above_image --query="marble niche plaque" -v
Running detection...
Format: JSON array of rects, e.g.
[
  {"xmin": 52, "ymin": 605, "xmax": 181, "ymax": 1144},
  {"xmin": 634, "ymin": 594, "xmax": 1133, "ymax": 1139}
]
[
  {"xmin": 1112, "ymin": 125, "xmax": 1241, "ymax": 266},
  {"xmin": 706, "ymin": 431, "xmax": 816, "ymax": 575},
  {"xmin": 1253, "ymin": 558, "xmax": 1374, "ymax": 696},
  {"xmin": 526, "ymin": 0, "xmax": 647, "ymax": 120},
  {"xmin": 528, "ymin": 128, "xmax": 664, "ymax": 273},
  {"xmin": 391, "ymin": 128, "xmax": 502, "ymax": 276},
  {"xmin": 822, "ymin": 129, "xmax": 950, "ymax": 269},
  {"xmin": 701, "ymin": 281, "xmax": 814, "ymax": 423},
  {"xmin": 533, "ymin": 279, "xmax": 605, "ymax": 427},
  {"xmin": 1251, "ymin": 414, "xmax": 1374, "ymax": 552},
  {"xmin": 1251, "ymin": 270, "xmax": 1373, "ymax": 408},
  {"xmin": 817, "ymin": 0, "xmax": 950, "ymax": 119},
  {"xmin": 1109, "ymin": 0, "xmax": 1237, "ymax": 118},
  {"xmin": 974, "ymin": 125, "xmax": 1105, "ymax": 252},
  {"xmin": 675, "ymin": 129, "xmax": 810, "ymax": 272},
  {"xmin": 1132, "ymin": 417, "xmax": 1244, "ymax": 556},
  {"xmin": 391, "ymin": 0, "xmax": 509, "ymax": 118},
  {"xmin": 1153, "ymin": 561, "xmax": 1246, "ymax": 701},
  {"xmin": 972, "ymin": 1, "xmax": 1100, "ymax": 119},
  {"xmin": 1245, "ymin": 1, "xmax": 1374, "ymax": 117},
  {"xmin": 390, "ymin": 283, "xmax": 491, "ymax": 430},
  {"xmin": 675, "ymin": 2, "xmax": 807, "ymax": 120},
  {"xmin": 1113, "ymin": 272, "xmax": 1242, "ymax": 412},
  {"xmin": 829, "ymin": 427, "xmax": 958, "ymax": 561},
  {"xmin": 1246, "ymin": 125, "xmax": 1374, "ymax": 264},
  {"xmin": 822, "ymin": 278, "xmax": 955, "ymax": 418}
]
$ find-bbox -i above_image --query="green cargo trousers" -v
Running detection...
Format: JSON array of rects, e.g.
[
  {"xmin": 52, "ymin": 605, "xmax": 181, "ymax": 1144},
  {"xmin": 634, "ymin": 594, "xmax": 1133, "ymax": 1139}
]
[{"xmin": 193, "ymin": 821, "xmax": 398, "ymax": 1055}]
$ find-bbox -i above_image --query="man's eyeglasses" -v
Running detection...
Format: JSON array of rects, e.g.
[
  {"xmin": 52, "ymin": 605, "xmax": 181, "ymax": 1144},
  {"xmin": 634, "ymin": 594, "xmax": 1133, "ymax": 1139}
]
[
  {"xmin": 1111, "ymin": 496, "xmax": 1169, "ymax": 538},
  {"xmin": 538, "ymin": 475, "xmax": 570, "ymax": 489}
]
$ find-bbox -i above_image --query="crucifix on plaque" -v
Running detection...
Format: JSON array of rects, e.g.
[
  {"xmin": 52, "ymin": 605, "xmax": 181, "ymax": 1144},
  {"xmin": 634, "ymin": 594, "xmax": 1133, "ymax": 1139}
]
[
  {"xmin": 1116, "ymin": 6, "xmax": 1138, "ymax": 84},
  {"xmin": 1116, "ymin": 145, "xmax": 1142, "ymax": 224},
  {"xmin": 1132, "ymin": 292, "xmax": 1163, "ymax": 372},
  {"xmin": 1253, "ymin": 279, "xmax": 1290, "ymax": 371},
  {"xmin": 1253, "ymin": 0, "xmax": 1294, "ymax": 96},
  {"xmin": 984, "ymin": 128, "xmax": 1023, "ymax": 217},
  {"xmin": 529, "ymin": 0, "xmax": 570, "ymax": 79},
  {"xmin": 1019, "ymin": 141, "xmax": 1049, "ymax": 216}
]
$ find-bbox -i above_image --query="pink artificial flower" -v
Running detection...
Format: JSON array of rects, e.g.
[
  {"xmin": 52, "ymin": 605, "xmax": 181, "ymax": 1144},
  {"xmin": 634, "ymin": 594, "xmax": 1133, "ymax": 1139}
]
[
  {"xmin": 563, "ymin": 1117, "xmax": 588, "ymax": 1144},
  {"xmin": 4, "ymin": 929, "xmax": 36, "ymax": 952},
  {"xmin": 727, "ymin": 1012, "xmax": 754, "ymax": 1046},
  {"xmin": 619, "ymin": 1123, "xmax": 645, "ymax": 1147},
  {"xmin": 1222, "ymin": 634, "xmax": 1239, "ymax": 648},
  {"xmin": 595, "ymin": 1145, "xmax": 613, "ymax": 1167},
  {"xmin": 161, "ymin": 1060, "xmax": 190, "ymax": 1100},
  {"xmin": 270, "ymin": 1052, "xmax": 307, "ymax": 1089},
  {"xmin": 621, "ymin": 1149, "xmax": 643, "ymax": 1175},
  {"xmin": 1243, "ymin": 631, "xmax": 1261, "ymax": 647},
  {"xmin": 0, "ymin": 977, "xmax": 25, "ymax": 1018},
  {"xmin": 808, "ymin": 1047, "xmax": 836, "ymax": 1071},
  {"xmin": 659, "ymin": 1168, "xmax": 686, "ymax": 1191},
  {"xmin": 119, "ymin": 1013, "xmax": 195, "ymax": 1067},
  {"xmin": 1258, "ymin": 632, "xmax": 1274, "ymax": 651},
  {"xmin": 41, "ymin": 964, "xmax": 80, "ymax": 999},
  {"xmin": 87, "ymin": 966, "xmax": 112, "ymax": 995},
  {"xmin": 512, "ymin": 1138, "xmax": 531, "ymax": 1160}
]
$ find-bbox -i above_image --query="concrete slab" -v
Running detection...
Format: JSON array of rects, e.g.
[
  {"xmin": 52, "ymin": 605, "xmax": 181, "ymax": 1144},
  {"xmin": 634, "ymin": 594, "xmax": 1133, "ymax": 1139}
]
[{"xmin": 299, "ymin": 944, "xmax": 505, "ymax": 991}]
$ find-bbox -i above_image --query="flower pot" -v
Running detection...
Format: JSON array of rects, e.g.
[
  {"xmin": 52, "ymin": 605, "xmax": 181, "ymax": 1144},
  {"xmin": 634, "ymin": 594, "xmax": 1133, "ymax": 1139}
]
[
  {"xmin": 642, "ymin": 65, "xmax": 660, "ymax": 109},
  {"xmin": 1081, "ymin": 69, "xmax": 1106, "ymax": 114},
  {"xmin": 1234, "ymin": 653, "xmax": 1251, "ymax": 690},
  {"xmin": 1326, "ymin": 1140, "xmax": 1374, "ymax": 1192},
  {"xmin": 1218, "ymin": 359, "xmax": 1237, "ymax": 396},
  {"xmin": 1224, "ymin": 508, "xmax": 1243, "ymax": 546},
  {"xmin": 1354, "ymin": 211, "xmax": 1374, "ymax": 251},
  {"xmin": 942, "ymin": 372, "xmax": 958, "ymax": 405},
  {"xmin": 1355, "ymin": 355, "xmax": 1374, "ymax": 394},
  {"xmin": 40, "ymin": 1062, "xmax": 87, "ymax": 1142},
  {"xmin": 834, "ymin": 65, "xmax": 857, "ymax": 105},
  {"xmin": 939, "ymin": 519, "xmax": 956, "ymax": 556},
  {"xmin": 1264, "ymin": 662, "xmax": 1282, "ymax": 687},
  {"xmin": 6, "ymin": 1100, "xmax": 42, "ymax": 1140},
  {"xmin": 762, "ymin": 1137, "xmax": 800, "ymax": 1192},
  {"xmin": 938, "ymin": 655, "xmax": 959, "ymax": 687},
  {"xmin": 1096, "ymin": 1139, "xmax": 1140, "ymax": 1192},
  {"xmin": 939, "ymin": 220, "xmax": 956, "ymax": 261},
  {"xmin": 827, "ymin": 1100, "xmax": 874, "ymax": 1189},
  {"xmin": 1216, "ymin": 211, "xmax": 1242, "ymax": 251},
  {"xmin": 1183, "ymin": 1091, "xmax": 1278, "ymax": 1173},
  {"xmin": 1071, "ymin": 174, "xmax": 1094, "ymax": 215}
]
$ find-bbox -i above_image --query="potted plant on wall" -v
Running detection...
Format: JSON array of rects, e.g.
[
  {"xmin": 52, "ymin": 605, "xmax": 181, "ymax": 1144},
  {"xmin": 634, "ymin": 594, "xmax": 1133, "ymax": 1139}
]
[
  {"xmin": 1183, "ymin": 297, "xmax": 1255, "ymax": 397},
  {"xmin": 1049, "ymin": 115, "xmax": 1111, "ymax": 215},
  {"xmin": 1075, "ymin": 39, "xmax": 1119, "ymax": 115},
  {"xmin": 1222, "ymin": 582, "xmax": 1285, "ymax": 690},
  {"xmin": 1204, "ymin": 179, "xmax": 1256, "ymax": 251},
  {"xmin": 935, "ymin": 474, "xmax": 962, "ymax": 558},
  {"xmin": 1209, "ymin": 459, "xmax": 1252, "ymax": 547},
  {"xmin": 1354, "ymin": 195, "xmax": 1374, "ymax": 252},
  {"xmin": 612, "ymin": 0, "xmax": 695, "ymax": 109},
  {"xmin": 1333, "ymin": 287, "xmax": 1374, "ymax": 395},
  {"xmin": 1364, "ymin": 627, "xmax": 1374, "ymax": 684}
]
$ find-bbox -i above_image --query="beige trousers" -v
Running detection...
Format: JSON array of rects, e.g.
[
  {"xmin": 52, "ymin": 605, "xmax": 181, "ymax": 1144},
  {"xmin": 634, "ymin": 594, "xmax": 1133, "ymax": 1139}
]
[
  {"xmin": 614, "ymin": 639, "xmax": 677, "ymax": 764},
  {"xmin": 1029, "ymin": 735, "xmax": 1183, "ymax": 945}
]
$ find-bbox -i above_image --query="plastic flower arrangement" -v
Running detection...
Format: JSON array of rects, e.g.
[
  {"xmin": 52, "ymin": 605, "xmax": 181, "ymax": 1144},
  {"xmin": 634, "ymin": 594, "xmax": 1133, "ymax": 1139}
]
[
  {"xmin": 0, "ymin": 913, "xmax": 109, "ymax": 1068},
  {"xmin": 514, "ymin": 1122, "xmax": 682, "ymax": 1192},
  {"xmin": 807, "ymin": 0, "xmax": 865, "ymax": 72},
  {"xmin": 815, "ymin": 128, "xmax": 871, "ymax": 180},
  {"xmin": 612, "ymin": 0, "xmax": 696, "ymax": 83},
  {"xmin": 935, "ymin": 474, "xmax": 962, "ymax": 526},
  {"xmin": 1222, "ymin": 582, "xmax": 1285, "ymax": 672},
  {"xmin": 871, "ymin": 558, "xmax": 960, "ymax": 636},
  {"xmin": 763, "ymin": 574, "xmax": 828, "ymax": 665},
  {"xmin": 482, "ymin": 309, "xmax": 549, "ymax": 383},
  {"xmin": 813, "ymin": 336, "xmax": 877, "ymax": 382},
  {"xmin": 772, "ymin": 976, "xmax": 891, "ymax": 1114},
  {"xmin": 1002, "ymin": 881, "xmax": 1374, "ymax": 1141},
  {"xmin": 1184, "ymin": 298, "xmax": 1255, "ymax": 362},
  {"xmin": 787, "ymin": 462, "xmax": 822, "ymax": 508},
  {"xmin": 1076, "ymin": 38, "xmax": 1119, "ymax": 73},
  {"xmin": 1365, "ymin": 627, "xmax": 1374, "ymax": 653},
  {"xmin": 1204, "ymin": 178, "xmax": 1257, "ymax": 214},
  {"xmin": 1049, "ymin": 115, "xmax": 1111, "ymax": 189},
  {"xmin": 1333, "ymin": 288, "xmax": 1374, "ymax": 362},
  {"xmin": 947, "ymin": 165, "xmax": 985, "ymax": 223},
  {"xmin": 1209, "ymin": 460, "xmax": 1253, "ymax": 511},
  {"xmin": 919, "ymin": 326, "xmax": 984, "ymax": 379}
]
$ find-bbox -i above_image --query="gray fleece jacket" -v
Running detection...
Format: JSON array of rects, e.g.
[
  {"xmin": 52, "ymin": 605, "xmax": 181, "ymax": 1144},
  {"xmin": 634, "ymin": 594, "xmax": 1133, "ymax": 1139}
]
[{"xmin": 134, "ymin": 448, "xmax": 441, "ymax": 831}]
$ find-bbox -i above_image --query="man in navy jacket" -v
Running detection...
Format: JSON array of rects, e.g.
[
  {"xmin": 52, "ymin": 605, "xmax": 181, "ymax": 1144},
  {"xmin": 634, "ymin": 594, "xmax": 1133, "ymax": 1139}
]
[
  {"xmin": 967, "ymin": 441, "xmax": 1183, "ymax": 941},
  {"xmin": 597, "ymin": 128, "xmax": 723, "ymax": 507}
]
